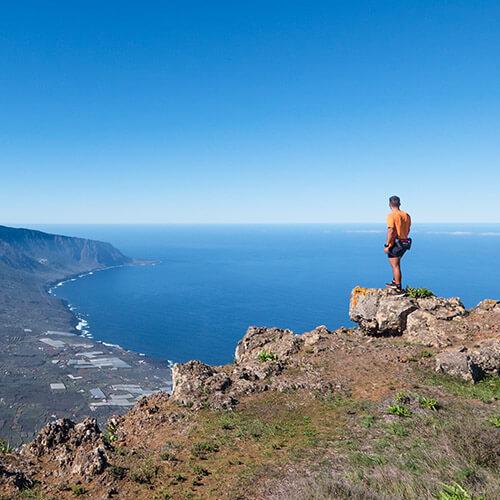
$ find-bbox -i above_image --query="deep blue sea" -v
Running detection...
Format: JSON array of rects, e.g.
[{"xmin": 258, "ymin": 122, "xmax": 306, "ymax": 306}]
[{"xmin": 31, "ymin": 224, "xmax": 500, "ymax": 365}]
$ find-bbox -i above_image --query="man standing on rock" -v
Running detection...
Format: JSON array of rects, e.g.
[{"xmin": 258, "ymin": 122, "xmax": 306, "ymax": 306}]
[{"xmin": 384, "ymin": 195, "xmax": 412, "ymax": 291}]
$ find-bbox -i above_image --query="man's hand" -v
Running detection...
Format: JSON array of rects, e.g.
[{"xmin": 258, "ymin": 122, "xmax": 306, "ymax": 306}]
[{"xmin": 384, "ymin": 245, "xmax": 389, "ymax": 254}]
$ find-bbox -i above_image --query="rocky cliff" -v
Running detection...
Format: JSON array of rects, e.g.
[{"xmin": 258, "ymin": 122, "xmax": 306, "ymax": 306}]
[
  {"xmin": 0, "ymin": 288, "xmax": 498, "ymax": 499},
  {"xmin": 0, "ymin": 225, "xmax": 131, "ymax": 278},
  {"xmin": 0, "ymin": 225, "xmax": 131, "ymax": 329}
]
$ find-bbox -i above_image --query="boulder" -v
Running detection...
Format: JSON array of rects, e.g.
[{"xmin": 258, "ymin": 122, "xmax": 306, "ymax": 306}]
[
  {"xmin": 235, "ymin": 326, "xmax": 302, "ymax": 365},
  {"xmin": 349, "ymin": 288, "xmax": 417, "ymax": 335},
  {"xmin": 405, "ymin": 310, "xmax": 452, "ymax": 348},
  {"xmin": 171, "ymin": 360, "xmax": 235, "ymax": 410},
  {"xmin": 435, "ymin": 339, "xmax": 500, "ymax": 382},
  {"xmin": 21, "ymin": 418, "xmax": 108, "ymax": 481},
  {"xmin": 473, "ymin": 299, "xmax": 499, "ymax": 313},
  {"xmin": 349, "ymin": 287, "xmax": 468, "ymax": 345},
  {"xmin": 435, "ymin": 348, "xmax": 482, "ymax": 382},
  {"xmin": 416, "ymin": 296, "xmax": 466, "ymax": 320},
  {"xmin": 470, "ymin": 339, "xmax": 500, "ymax": 377}
]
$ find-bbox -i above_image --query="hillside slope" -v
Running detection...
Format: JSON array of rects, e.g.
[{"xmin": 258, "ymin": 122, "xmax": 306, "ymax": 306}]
[
  {"xmin": 0, "ymin": 225, "xmax": 131, "ymax": 278},
  {"xmin": 0, "ymin": 225, "xmax": 131, "ymax": 329},
  {"xmin": 1, "ymin": 289, "xmax": 498, "ymax": 499}
]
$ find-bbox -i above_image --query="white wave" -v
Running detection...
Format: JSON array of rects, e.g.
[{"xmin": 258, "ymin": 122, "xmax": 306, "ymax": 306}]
[{"xmin": 102, "ymin": 342, "xmax": 121, "ymax": 349}]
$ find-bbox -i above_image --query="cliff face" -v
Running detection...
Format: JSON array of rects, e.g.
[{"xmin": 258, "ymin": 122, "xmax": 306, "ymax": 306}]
[
  {"xmin": 0, "ymin": 225, "xmax": 131, "ymax": 278},
  {"xmin": 0, "ymin": 225, "xmax": 131, "ymax": 329},
  {"xmin": 1, "ymin": 288, "xmax": 498, "ymax": 499}
]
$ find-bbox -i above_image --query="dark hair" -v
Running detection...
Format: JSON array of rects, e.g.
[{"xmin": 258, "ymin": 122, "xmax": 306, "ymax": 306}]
[{"xmin": 389, "ymin": 195, "xmax": 401, "ymax": 207}]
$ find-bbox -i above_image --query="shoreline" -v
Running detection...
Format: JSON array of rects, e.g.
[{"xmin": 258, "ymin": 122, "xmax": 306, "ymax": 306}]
[{"xmin": 46, "ymin": 261, "xmax": 172, "ymax": 367}]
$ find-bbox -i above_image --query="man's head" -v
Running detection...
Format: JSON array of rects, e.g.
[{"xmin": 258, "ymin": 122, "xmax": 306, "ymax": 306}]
[{"xmin": 389, "ymin": 195, "xmax": 401, "ymax": 208}]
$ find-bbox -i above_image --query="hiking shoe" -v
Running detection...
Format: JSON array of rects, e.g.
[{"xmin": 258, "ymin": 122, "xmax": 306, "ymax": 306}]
[{"xmin": 386, "ymin": 282, "xmax": 403, "ymax": 291}]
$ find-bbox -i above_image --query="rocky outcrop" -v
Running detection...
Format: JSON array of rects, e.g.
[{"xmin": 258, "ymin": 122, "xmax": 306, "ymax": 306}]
[
  {"xmin": 170, "ymin": 361, "xmax": 235, "ymax": 410},
  {"xmin": 0, "ymin": 459, "xmax": 33, "ymax": 491},
  {"xmin": 349, "ymin": 288, "xmax": 418, "ymax": 335},
  {"xmin": 170, "ymin": 325, "xmax": 347, "ymax": 411},
  {"xmin": 349, "ymin": 287, "xmax": 467, "ymax": 345},
  {"xmin": 20, "ymin": 418, "xmax": 108, "ymax": 481},
  {"xmin": 435, "ymin": 339, "xmax": 500, "ymax": 382}
]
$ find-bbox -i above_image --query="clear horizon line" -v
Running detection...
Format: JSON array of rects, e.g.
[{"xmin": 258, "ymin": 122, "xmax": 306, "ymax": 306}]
[{"xmin": 5, "ymin": 221, "xmax": 500, "ymax": 226}]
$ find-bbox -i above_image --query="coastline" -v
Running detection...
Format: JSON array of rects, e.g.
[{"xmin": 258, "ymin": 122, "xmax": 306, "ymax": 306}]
[
  {"xmin": 47, "ymin": 260, "xmax": 168, "ymax": 360},
  {"xmin": 0, "ymin": 260, "xmax": 171, "ymax": 446}
]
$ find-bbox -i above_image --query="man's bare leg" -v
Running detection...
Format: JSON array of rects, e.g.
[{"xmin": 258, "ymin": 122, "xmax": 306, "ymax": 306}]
[{"xmin": 388, "ymin": 256, "xmax": 402, "ymax": 286}]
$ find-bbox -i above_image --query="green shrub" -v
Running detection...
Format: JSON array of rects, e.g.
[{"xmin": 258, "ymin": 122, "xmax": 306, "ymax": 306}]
[
  {"xmin": 108, "ymin": 465, "xmax": 127, "ymax": 479},
  {"xmin": 419, "ymin": 396, "xmax": 440, "ymax": 411},
  {"xmin": 103, "ymin": 421, "xmax": 118, "ymax": 446},
  {"xmin": 387, "ymin": 404, "xmax": 412, "ymax": 417},
  {"xmin": 130, "ymin": 459, "xmax": 159, "ymax": 484},
  {"xmin": 406, "ymin": 287, "xmax": 434, "ymax": 298},
  {"xmin": 388, "ymin": 422, "xmax": 409, "ymax": 437},
  {"xmin": 257, "ymin": 350, "xmax": 278, "ymax": 362},
  {"xmin": 69, "ymin": 484, "xmax": 86, "ymax": 496},
  {"xmin": 394, "ymin": 391, "xmax": 411, "ymax": 404},
  {"xmin": 191, "ymin": 441, "xmax": 219, "ymax": 459},
  {"xmin": 420, "ymin": 350, "xmax": 434, "ymax": 358},
  {"xmin": 487, "ymin": 414, "xmax": 500, "ymax": 428},
  {"xmin": 436, "ymin": 482, "xmax": 472, "ymax": 500},
  {"xmin": 192, "ymin": 465, "xmax": 210, "ymax": 477}
]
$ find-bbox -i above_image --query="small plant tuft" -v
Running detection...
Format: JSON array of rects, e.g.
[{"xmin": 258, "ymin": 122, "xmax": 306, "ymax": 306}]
[
  {"xmin": 69, "ymin": 483, "xmax": 86, "ymax": 496},
  {"xmin": 257, "ymin": 350, "xmax": 278, "ymax": 362},
  {"xmin": 103, "ymin": 421, "xmax": 118, "ymax": 446},
  {"xmin": 419, "ymin": 396, "xmax": 440, "ymax": 411},
  {"xmin": 387, "ymin": 404, "xmax": 412, "ymax": 417},
  {"xmin": 130, "ymin": 459, "xmax": 159, "ymax": 484},
  {"xmin": 191, "ymin": 441, "xmax": 219, "ymax": 459},
  {"xmin": 0, "ymin": 438, "xmax": 13, "ymax": 453},
  {"xmin": 436, "ymin": 482, "xmax": 472, "ymax": 499},
  {"xmin": 406, "ymin": 287, "xmax": 434, "ymax": 298},
  {"xmin": 108, "ymin": 465, "xmax": 127, "ymax": 479},
  {"xmin": 487, "ymin": 414, "xmax": 500, "ymax": 428}
]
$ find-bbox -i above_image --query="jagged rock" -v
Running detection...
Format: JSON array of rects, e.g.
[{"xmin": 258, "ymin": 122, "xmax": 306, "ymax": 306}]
[
  {"xmin": 171, "ymin": 360, "xmax": 235, "ymax": 410},
  {"xmin": 349, "ymin": 288, "xmax": 417, "ymax": 335},
  {"xmin": 470, "ymin": 339, "xmax": 500, "ymax": 377},
  {"xmin": 235, "ymin": 326, "xmax": 302, "ymax": 365},
  {"xmin": 232, "ymin": 326, "xmax": 302, "ymax": 381},
  {"xmin": 416, "ymin": 296, "xmax": 466, "ymax": 320},
  {"xmin": 435, "ymin": 339, "xmax": 499, "ymax": 382},
  {"xmin": 0, "ymin": 459, "xmax": 34, "ymax": 491},
  {"xmin": 302, "ymin": 325, "xmax": 332, "ymax": 351},
  {"xmin": 349, "ymin": 287, "xmax": 468, "ymax": 345},
  {"xmin": 21, "ymin": 418, "xmax": 108, "ymax": 481},
  {"xmin": 473, "ymin": 299, "xmax": 500, "ymax": 312},
  {"xmin": 405, "ymin": 310, "xmax": 452, "ymax": 347}
]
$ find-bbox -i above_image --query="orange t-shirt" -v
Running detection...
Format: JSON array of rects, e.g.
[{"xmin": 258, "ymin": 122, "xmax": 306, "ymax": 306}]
[{"xmin": 387, "ymin": 210, "xmax": 411, "ymax": 239}]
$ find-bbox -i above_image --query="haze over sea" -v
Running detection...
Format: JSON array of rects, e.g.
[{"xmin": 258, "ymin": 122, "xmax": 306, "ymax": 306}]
[{"xmin": 31, "ymin": 224, "xmax": 500, "ymax": 366}]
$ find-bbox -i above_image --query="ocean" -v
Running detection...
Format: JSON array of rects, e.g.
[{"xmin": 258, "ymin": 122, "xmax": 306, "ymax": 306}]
[{"xmin": 32, "ymin": 224, "xmax": 500, "ymax": 366}]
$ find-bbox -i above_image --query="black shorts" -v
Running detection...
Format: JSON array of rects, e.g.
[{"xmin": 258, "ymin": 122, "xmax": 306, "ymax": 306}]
[{"xmin": 387, "ymin": 238, "xmax": 412, "ymax": 259}]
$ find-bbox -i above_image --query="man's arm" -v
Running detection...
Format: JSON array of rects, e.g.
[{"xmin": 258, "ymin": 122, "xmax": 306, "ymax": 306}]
[{"xmin": 386, "ymin": 227, "xmax": 396, "ymax": 247}]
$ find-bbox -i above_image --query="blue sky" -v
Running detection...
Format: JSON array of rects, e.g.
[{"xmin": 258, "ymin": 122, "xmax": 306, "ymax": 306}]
[{"xmin": 1, "ymin": 1, "xmax": 499, "ymax": 223}]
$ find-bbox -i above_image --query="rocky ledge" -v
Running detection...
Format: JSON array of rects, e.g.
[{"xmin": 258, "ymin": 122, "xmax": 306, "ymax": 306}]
[{"xmin": 0, "ymin": 288, "xmax": 498, "ymax": 498}]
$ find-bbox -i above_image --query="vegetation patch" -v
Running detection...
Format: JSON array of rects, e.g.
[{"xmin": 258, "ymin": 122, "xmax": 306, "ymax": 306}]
[
  {"xmin": 487, "ymin": 414, "xmax": 500, "ymax": 428},
  {"xmin": 130, "ymin": 459, "xmax": 160, "ymax": 484},
  {"xmin": 387, "ymin": 403, "xmax": 413, "ymax": 417},
  {"xmin": 406, "ymin": 287, "xmax": 434, "ymax": 298},
  {"xmin": 257, "ymin": 350, "xmax": 278, "ymax": 362},
  {"xmin": 0, "ymin": 438, "xmax": 13, "ymax": 453},
  {"xmin": 426, "ymin": 373, "xmax": 500, "ymax": 403}
]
